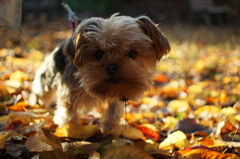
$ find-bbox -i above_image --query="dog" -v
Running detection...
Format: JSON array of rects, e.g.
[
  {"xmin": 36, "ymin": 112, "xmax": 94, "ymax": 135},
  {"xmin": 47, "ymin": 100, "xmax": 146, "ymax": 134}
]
[{"xmin": 32, "ymin": 13, "xmax": 170, "ymax": 132}]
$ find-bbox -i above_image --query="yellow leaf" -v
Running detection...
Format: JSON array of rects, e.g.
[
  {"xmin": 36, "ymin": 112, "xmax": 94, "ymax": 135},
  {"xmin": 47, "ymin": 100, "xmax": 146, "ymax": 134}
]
[
  {"xmin": 0, "ymin": 115, "xmax": 9, "ymax": 122},
  {"xmin": 187, "ymin": 82, "xmax": 210, "ymax": 95},
  {"xmin": 168, "ymin": 100, "xmax": 191, "ymax": 113},
  {"xmin": 9, "ymin": 70, "xmax": 28, "ymax": 82},
  {"xmin": 54, "ymin": 123, "xmax": 98, "ymax": 140},
  {"xmin": 221, "ymin": 107, "xmax": 237, "ymax": 116},
  {"xmin": 194, "ymin": 105, "xmax": 221, "ymax": 115},
  {"xmin": 5, "ymin": 80, "xmax": 21, "ymax": 88},
  {"xmin": 89, "ymin": 151, "xmax": 100, "ymax": 159},
  {"xmin": 8, "ymin": 111, "xmax": 48, "ymax": 124},
  {"xmin": 235, "ymin": 115, "xmax": 240, "ymax": 122},
  {"xmin": 0, "ymin": 82, "xmax": 10, "ymax": 100},
  {"xmin": 108, "ymin": 125, "xmax": 144, "ymax": 140},
  {"xmin": 187, "ymin": 84, "xmax": 204, "ymax": 95},
  {"xmin": 159, "ymin": 130, "xmax": 189, "ymax": 150},
  {"xmin": 162, "ymin": 116, "xmax": 178, "ymax": 131}
]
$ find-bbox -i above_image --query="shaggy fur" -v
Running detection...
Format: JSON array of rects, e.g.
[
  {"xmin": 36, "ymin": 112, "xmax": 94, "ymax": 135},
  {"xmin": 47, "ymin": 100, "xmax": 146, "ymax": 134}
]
[{"xmin": 32, "ymin": 13, "xmax": 170, "ymax": 132}]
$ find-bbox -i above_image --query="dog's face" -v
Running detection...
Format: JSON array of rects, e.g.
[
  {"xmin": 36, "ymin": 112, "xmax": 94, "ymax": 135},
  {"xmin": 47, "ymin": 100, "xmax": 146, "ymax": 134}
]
[{"xmin": 64, "ymin": 14, "xmax": 170, "ymax": 100}]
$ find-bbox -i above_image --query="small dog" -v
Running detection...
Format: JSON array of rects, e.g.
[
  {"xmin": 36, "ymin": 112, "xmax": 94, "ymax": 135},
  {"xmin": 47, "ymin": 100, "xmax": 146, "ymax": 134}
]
[{"xmin": 32, "ymin": 13, "xmax": 170, "ymax": 132}]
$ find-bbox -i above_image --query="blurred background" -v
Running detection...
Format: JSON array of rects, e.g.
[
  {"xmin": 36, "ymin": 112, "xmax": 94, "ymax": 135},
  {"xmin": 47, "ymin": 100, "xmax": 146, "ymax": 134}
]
[{"xmin": 21, "ymin": 0, "xmax": 240, "ymax": 25}]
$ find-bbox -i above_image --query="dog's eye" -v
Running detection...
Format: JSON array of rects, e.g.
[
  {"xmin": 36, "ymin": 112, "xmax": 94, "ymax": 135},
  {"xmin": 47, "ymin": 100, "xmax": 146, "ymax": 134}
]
[
  {"xmin": 95, "ymin": 50, "xmax": 104, "ymax": 60},
  {"xmin": 127, "ymin": 51, "xmax": 137, "ymax": 60}
]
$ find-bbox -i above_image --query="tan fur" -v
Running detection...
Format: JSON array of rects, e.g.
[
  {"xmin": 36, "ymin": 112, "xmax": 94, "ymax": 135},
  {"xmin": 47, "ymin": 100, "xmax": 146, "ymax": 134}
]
[{"xmin": 32, "ymin": 13, "xmax": 170, "ymax": 132}]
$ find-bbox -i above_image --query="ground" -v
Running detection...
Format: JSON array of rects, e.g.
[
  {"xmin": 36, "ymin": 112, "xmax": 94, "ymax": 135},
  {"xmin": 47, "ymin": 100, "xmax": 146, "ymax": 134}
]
[{"xmin": 0, "ymin": 18, "xmax": 240, "ymax": 159}]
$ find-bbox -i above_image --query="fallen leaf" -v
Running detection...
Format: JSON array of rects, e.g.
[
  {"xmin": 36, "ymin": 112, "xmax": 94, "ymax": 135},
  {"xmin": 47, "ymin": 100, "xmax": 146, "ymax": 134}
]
[
  {"xmin": 197, "ymin": 138, "xmax": 227, "ymax": 148},
  {"xmin": 61, "ymin": 141, "xmax": 101, "ymax": 154},
  {"xmin": 5, "ymin": 144, "xmax": 22, "ymax": 158},
  {"xmin": 54, "ymin": 123, "xmax": 98, "ymax": 140},
  {"xmin": 194, "ymin": 105, "xmax": 221, "ymax": 115},
  {"xmin": 25, "ymin": 129, "xmax": 60, "ymax": 152},
  {"xmin": 168, "ymin": 100, "xmax": 191, "ymax": 113},
  {"xmin": 201, "ymin": 150, "xmax": 240, "ymax": 159},
  {"xmin": 108, "ymin": 125, "xmax": 144, "ymax": 140},
  {"xmin": 161, "ymin": 116, "xmax": 179, "ymax": 131},
  {"xmin": 8, "ymin": 101, "xmax": 28, "ymax": 111},
  {"xmin": 153, "ymin": 73, "xmax": 169, "ymax": 83},
  {"xmin": 8, "ymin": 111, "xmax": 49, "ymax": 124},
  {"xmin": 160, "ymin": 85, "xmax": 179, "ymax": 99},
  {"xmin": 0, "ymin": 82, "xmax": 10, "ymax": 102},
  {"xmin": 137, "ymin": 124, "xmax": 161, "ymax": 141},
  {"xmin": 101, "ymin": 145, "xmax": 154, "ymax": 159},
  {"xmin": 9, "ymin": 70, "xmax": 28, "ymax": 82},
  {"xmin": 174, "ymin": 118, "xmax": 205, "ymax": 134},
  {"xmin": 89, "ymin": 151, "xmax": 100, "ymax": 159},
  {"xmin": 159, "ymin": 130, "xmax": 189, "ymax": 150},
  {"xmin": 4, "ymin": 80, "xmax": 22, "ymax": 89},
  {"xmin": 4, "ymin": 119, "xmax": 25, "ymax": 131},
  {"xmin": 0, "ymin": 131, "xmax": 20, "ymax": 148},
  {"xmin": 175, "ymin": 145, "xmax": 215, "ymax": 159},
  {"xmin": 0, "ymin": 115, "xmax": 9, "ymax": 122}
]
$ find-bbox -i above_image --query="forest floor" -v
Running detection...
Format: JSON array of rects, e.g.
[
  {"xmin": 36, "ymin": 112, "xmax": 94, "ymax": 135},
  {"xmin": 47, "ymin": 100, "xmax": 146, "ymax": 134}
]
[{"xmin": 0, "ymin": 18, "xmax": 240, "ymax": 159}]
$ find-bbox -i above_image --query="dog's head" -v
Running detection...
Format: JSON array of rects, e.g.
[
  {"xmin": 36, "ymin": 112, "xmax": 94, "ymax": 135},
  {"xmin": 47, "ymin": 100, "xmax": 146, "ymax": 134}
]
[{"xmin": 64, "ymin": 13, "xmax": 170, "ymax": 100}]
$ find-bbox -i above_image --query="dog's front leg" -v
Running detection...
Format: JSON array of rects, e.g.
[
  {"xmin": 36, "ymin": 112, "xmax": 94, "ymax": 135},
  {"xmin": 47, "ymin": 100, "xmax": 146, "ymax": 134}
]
[{"xmin": 100, "ymin": 100, "xmax": 124, "ymax": 133}]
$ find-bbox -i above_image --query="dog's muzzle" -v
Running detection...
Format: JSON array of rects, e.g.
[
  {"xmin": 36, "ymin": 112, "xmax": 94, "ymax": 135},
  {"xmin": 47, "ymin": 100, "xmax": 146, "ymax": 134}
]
[{"xmin": 106, "ymin": 64, "xmax": 119, "ymax": 76}]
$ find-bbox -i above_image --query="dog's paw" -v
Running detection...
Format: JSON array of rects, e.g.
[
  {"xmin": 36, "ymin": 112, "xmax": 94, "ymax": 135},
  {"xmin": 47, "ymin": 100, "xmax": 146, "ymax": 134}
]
[{"xmin": 100, "ymin": 121, "xmax": 114, "ymax": 134}]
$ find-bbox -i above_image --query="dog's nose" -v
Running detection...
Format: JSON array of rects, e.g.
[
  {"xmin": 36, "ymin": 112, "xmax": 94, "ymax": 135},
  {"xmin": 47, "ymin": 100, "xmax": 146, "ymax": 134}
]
[{"xmin": 106, "ymin": 64, "xmax": 119, "ymax": 76}]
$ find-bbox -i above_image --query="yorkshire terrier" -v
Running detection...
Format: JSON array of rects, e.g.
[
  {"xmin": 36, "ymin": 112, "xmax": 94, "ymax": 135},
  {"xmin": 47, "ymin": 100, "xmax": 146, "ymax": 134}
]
[{"xmin": 32, "ymin": 13, "xmax": 170, "ymax": 132}]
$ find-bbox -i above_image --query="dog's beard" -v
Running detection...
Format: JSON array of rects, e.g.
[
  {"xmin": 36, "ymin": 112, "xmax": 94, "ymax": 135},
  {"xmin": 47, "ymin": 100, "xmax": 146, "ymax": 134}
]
[{"xmin": 76, "ymin": 60, "xmax": 153, "ymax": 101}]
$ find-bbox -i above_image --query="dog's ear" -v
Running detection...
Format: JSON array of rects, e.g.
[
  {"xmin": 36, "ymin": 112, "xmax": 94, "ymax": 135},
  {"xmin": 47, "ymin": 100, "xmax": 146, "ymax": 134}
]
[
  {"xmin": 137, "ymin": 16, "xmax": 170, "ymax": 60},
  {"xmin": 63, "ymin": 36, "xmax": 76, "ymax": 62}
]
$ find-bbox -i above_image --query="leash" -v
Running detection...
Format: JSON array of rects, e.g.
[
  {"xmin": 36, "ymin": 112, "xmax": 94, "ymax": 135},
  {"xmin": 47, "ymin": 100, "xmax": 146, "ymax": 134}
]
[{"xmin": 60, "ymin": 0, "xmax": 81, "ymax": 33}]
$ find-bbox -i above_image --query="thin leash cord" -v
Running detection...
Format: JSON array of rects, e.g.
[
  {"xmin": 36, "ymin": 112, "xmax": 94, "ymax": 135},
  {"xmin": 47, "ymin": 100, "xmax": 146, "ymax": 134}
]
[
  {"xmin": 60, "ymin": 0, "xmax": 81, "ymax": 33},
  {"xmin": 124, "ymin": 100, "xmax": 128, "ymax": 140},
  {"xmin": 120, "ymin": 97, "xmax": 129, "ymax": 140}
]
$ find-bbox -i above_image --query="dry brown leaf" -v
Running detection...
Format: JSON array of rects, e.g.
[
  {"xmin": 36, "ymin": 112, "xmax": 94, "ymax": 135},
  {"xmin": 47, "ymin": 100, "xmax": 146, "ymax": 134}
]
[
  {"xmin": 0, "ymin": 131, "xmax": 20, "ymax": 148},
  {"xmin": 101, "ymin": 145, "xmax": 153, "ymax": 159},
  {"xmin": 174, "ymin": 118, "xmax": 205, "ymax": 134},
  {"xmin": 5, "ymin": 144, "xmax": 22, "ymax": 158},
  {"xmin": 4, "ymin": 119, "xmax": 25, "ymax": 131},
  {"xmin": 25, "ymin": 129, "xmax": 60, "ymax": 152},
  {"xmin": 141, "ymin": 140, "xmax": 173, "ymax": 158},
  {"xmin": 61, "ymin": 141, "xmax": 101, "ymax": 154}
]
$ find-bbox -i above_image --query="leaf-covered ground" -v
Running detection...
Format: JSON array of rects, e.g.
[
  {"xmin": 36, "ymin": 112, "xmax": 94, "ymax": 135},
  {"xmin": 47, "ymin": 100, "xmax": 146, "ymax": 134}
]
[{"xmin": 0, "ymin": 19, "xmax": 240, "ymax": 159}]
